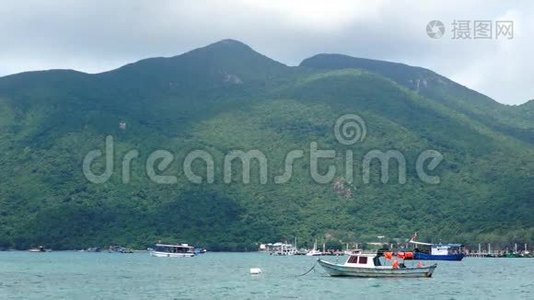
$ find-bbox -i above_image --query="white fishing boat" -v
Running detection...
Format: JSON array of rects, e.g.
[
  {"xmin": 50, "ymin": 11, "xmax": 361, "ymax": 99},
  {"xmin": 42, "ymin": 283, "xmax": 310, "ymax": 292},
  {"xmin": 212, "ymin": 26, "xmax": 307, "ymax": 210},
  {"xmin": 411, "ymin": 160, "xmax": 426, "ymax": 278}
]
[
  {"xmin": 150, "ymin": 243, "xmax": 195, "ymax": 257},
  {"xmin": 318, "ymin": 253, "xmax": 437, "ymax": 278}
]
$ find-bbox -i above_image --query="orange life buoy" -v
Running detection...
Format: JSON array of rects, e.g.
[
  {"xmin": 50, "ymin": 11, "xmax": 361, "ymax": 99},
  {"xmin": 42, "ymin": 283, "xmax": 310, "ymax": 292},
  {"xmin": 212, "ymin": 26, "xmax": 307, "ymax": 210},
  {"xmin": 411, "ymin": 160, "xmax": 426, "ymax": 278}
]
[
  {"xmin": 384, "ymin": 252, "xmax": 393, "ymax": 259},
  {"xmin": 397, "ymin": 252, "xmax": 405, "ymax": 259},
  {"xmin": 392, "ymin": 259, "xmax": 399, "ymax": 269},
  {"xmin": 404, "ymin": 252, "xmax": 414, "ymax": 259}
]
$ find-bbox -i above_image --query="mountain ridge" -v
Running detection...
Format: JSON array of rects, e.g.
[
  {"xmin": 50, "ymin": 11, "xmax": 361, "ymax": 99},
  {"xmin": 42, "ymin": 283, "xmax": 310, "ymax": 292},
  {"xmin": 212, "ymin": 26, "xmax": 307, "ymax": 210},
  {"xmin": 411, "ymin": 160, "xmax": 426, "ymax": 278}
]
[{"xmin": 2, "ymin": 39, "xmax": 529, "ymax": 109}]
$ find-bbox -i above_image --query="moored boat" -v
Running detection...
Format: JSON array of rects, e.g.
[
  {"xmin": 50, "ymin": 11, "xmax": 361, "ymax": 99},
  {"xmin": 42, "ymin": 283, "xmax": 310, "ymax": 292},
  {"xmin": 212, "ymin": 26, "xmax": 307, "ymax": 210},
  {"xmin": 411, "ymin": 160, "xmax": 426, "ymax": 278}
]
[
  {"xmin": 306, "ymin": 240, "xmax": 322, "ymax": 256},
  {"xmin": 410, "ymin": 241, "xmax": 465, "ymax": 261},
  {"xmin": 28, "ymin": 246, "xmax": 50, "ymax": 252},
  {"xmin": 318, "ymin": 253, "xmax": 437, "ymax": 278},
  {"xmin": 28, "ymin": 247, "xmax": 45, "ymax": 253},
  {"xmin": 150, "ymin": 243, "xmax": 195, "ymax": 257},
  {"xmin": 306, "ymin": 249, "xmax": 322, "ymax": 256},
  {"xmin": 264, "ymin": 242, "xmax": 297, "ymax": 255},
  {"xmin": 109, "ymin": 245, "xmax": 133, "ymax": 253},
  {"xmin": 194, "ymin": 247, "xmax": 207, "ymax": 255}
]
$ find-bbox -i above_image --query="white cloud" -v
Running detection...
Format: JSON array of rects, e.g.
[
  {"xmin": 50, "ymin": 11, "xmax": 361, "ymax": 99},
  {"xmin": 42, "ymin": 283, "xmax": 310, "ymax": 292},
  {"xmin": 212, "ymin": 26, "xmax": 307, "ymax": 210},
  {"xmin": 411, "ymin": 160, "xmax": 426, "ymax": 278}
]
[{"xmin": 239, "ymin": 0, "xmax": 385, "ymax": 31}]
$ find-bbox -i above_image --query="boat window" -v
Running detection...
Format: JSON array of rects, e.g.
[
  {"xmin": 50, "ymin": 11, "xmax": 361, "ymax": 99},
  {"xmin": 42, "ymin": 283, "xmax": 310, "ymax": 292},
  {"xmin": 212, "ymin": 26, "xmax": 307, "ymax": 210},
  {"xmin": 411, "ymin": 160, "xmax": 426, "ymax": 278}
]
[
  {"xmin": 373, "ymin": 256, "xmax": 381, "ymax": 266},
  {"xmin": 348, "ymin": 256, "xmax": 359, "ymax": 263},
  {"xmin": 358, "ymin": 256, "xmax": 368, "ymax": 264}
]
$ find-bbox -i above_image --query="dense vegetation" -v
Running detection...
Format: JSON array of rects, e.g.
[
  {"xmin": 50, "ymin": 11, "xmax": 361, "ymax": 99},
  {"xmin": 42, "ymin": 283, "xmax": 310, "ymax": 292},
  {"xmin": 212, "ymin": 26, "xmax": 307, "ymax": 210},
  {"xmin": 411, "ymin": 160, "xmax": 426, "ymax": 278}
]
[{"xmin": 0, "ymin": 39, "xmax": 532, "ymax": 251}]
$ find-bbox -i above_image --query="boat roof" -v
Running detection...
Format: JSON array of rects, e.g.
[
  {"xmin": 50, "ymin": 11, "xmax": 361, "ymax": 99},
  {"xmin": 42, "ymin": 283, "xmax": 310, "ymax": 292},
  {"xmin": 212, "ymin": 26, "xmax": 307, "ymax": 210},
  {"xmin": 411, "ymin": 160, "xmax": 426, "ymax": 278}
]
[
  {"xmin": 155, "ymin": 243, "xmax": 194, "ymax": 248},
  {"xmin": 409, "ymin": 241, "xmax": 463, "ymax": 247},
  {"xmin": 409, "ymin": 241, "xmax": 433, "ymax": 246},
  {"xmin": 349, "ymin": 253, "xmax": 376, "ymax": 257},
  {"xmin": 271, "ymin": 242, "xmax": 293, "ymax": 246}
]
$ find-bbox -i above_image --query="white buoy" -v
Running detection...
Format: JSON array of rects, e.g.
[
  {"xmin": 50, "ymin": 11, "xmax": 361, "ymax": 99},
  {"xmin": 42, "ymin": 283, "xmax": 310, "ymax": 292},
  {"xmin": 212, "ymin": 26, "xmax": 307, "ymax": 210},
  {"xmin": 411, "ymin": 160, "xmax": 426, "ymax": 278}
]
[{"xmin": 250, "ymin": 268, "xmax": 262, "ymax": 275}]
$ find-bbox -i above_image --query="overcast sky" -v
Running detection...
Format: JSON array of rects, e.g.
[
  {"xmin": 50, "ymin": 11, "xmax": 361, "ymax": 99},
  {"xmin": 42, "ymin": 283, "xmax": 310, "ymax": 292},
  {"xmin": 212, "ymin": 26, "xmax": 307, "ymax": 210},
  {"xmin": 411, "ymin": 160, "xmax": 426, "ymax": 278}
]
[{"xmin": 1, "ymin": 0, "xmax": 532, "ymax": 105}]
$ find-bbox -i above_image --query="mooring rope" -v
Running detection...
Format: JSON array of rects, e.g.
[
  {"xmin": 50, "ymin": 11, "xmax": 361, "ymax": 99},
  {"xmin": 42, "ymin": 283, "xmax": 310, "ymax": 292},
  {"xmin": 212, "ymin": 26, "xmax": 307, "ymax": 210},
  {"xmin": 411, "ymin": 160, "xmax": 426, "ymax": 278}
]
[{"xmin": 296, "ymin": 260, "xmax": 318, "ymax": 277}]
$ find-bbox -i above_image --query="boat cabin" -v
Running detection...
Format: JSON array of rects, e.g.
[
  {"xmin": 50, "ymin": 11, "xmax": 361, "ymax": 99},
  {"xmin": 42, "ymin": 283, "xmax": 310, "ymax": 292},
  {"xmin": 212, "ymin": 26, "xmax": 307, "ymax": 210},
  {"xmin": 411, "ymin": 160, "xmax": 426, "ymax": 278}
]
[
  {"xmin": 154, "ymin": 243, "xmax": 194, "ymax": 254},
  {"xmin": 345, "ymin": 254, "xmax": 383, "ymax": 268},
  {"xmin": 411, "ymin": 241, "xmax": 464, "ymax": 255}
]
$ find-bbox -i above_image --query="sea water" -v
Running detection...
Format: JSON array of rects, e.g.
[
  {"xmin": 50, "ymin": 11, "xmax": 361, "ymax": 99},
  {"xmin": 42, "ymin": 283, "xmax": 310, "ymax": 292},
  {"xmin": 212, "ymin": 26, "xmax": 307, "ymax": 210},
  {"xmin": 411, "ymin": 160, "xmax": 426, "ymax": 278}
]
[{"xmin": 0, "ymin": 252, "xmax": 532, "ymax": 299}]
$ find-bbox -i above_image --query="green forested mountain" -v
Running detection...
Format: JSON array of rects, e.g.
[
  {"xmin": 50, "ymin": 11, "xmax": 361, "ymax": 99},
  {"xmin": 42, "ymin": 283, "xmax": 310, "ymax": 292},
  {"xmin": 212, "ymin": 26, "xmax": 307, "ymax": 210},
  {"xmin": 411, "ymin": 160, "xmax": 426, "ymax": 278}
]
[{"xmin": 0, "ymin": 39, "xmax": 532, "ymax": 250}]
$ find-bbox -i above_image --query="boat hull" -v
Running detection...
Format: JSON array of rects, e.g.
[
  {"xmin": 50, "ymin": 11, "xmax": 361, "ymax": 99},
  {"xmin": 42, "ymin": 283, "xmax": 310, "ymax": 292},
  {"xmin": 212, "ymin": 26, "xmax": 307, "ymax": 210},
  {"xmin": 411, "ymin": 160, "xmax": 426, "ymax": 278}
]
[
  {"xmin": 414, "ymin": 252, "xmax": 464, "ymax": 261},
  {"xmin": 318, "ymin": 259, "xmax": 437, "ymax": 278},
  {"xmin": 150, "ymin": 251, "xmax": 195, "ymax": 258}
]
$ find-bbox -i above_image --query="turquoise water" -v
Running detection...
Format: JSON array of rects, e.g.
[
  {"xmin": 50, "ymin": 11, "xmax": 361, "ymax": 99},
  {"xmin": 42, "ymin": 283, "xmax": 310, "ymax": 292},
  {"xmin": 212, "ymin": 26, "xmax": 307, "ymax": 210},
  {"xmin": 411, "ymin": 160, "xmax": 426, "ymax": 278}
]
[{"xmin": 0, "ymin": 252, "xmax": 532, "ymax": 299}]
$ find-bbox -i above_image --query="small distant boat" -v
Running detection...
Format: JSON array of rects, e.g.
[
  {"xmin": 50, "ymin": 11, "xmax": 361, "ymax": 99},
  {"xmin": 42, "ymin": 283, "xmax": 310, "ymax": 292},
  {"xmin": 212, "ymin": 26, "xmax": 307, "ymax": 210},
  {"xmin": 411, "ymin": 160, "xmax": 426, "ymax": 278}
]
[
  {"xmin": 305, "ymin": 249, "xmax": 322, "ymax": 256},
  {"xmin": 343, "ymin": 249, "xmax": 362, "ymax": 255},
  {"xmin": 410, "ymin": 241, "xmax": 465, "ymax": 261},
  {"xmin": 306, "ymin": 240, "xmax": 322, "ymax": 256},
  {"xmin": 343, "ymin": 243, "xmax": 362, "ymax": 255},
  {"xmin": 264, "ymin": 242, "xmax": 297, "ymax": 256},
  {"xmin": 28, "ymin": 248, "xmax": 45, "ymax": 253},
  {"xmin": 262, "ymin": 238, "xmax": 307, "ymax": 255},
  {"xmin": 85, "ymin": 247, "xmax": 101, "ymax": 252},
  {"xmin": 28, "ymin": 246, "xmax": 50, "ymax": 252},
  {"xmin": 108, "ymin": 245, "xmax": 133, "ymax": 253},
  {"xmin": 318, "ymin": 253, "xmax": 437, "ymax": 278},
  {"xmin": 194, "ymin": 248, "xmax": 207, "ymax": 255},
  {"xmin": 150, "ymin": 243, "xmax": 195, "ymax": 257}
]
